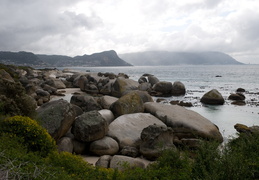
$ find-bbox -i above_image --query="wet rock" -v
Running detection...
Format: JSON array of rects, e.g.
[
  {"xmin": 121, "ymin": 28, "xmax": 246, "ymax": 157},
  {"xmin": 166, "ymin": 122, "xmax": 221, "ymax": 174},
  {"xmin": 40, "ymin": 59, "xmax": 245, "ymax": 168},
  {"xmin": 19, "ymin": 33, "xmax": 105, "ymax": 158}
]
[
  {"xmin": 200, "ymin": 89, "xmax": 225, "ymax": 105},
  {"xmin": 228, "ymin": 93, "xmax": 245, "ymax": 101},
  {"xmin": 171, "ymin": 81, "xmax": 186, "ymax": 96},
  {"xmin": 231, "ymin": 101, "xmax": 246, "ymax": 106},
  {"xmin": 236, "ymin": 88, "xmax": 246, "ymax": 93},
  {"xmin": 148, "ymin": 75, "xmax": 159, "ymax": 86},
  {"xmin": 152, "ymin": 81, "xmax": 173, "ymax": 96}
]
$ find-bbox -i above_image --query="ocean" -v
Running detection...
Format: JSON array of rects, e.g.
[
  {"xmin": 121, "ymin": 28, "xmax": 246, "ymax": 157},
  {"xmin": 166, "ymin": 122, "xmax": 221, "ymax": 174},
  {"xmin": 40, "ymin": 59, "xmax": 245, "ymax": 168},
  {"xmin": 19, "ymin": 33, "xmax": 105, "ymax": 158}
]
[{"xmin": 58, "ymin": 65, "xmax": 259, "ymax": 140}]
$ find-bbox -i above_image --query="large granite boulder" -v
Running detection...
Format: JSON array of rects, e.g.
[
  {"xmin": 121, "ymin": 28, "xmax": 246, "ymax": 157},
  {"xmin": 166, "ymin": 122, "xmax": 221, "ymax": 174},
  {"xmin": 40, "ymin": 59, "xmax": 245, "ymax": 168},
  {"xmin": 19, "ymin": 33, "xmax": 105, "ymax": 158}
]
[
  {"xmin": 109, "ymin": 155, "xmax": 145, "ymax": 170},
  {"xmin": 37, "ymin": 99, "xmax": 77, "ymax": 141},
  {"xmin": 144, "ymin": 102, "xmax": 223, "ymax": 142},
  {"xmin": 71, "ymin": 111, "xmax": 108, "ymax": 142},
  {"xmin": 200, "ymin": 89, "xmax": 225, "ymax": 105},
  {"xmin": 90, "ymin": 136, "xmax": 119, "ymax": 155},
  {"xmin": 110, "ymin": 91, "xmax": 144, "ymax": 117},
  {"xmin": 152, "ymin": 81, "xmax": 173, "ymax": 96},
  {"xmin": 99, "ymin": 95, "xmax": 118, "ymax": 109},
  {"xmin": 140, "ymin": 124, "xmax": 176, "ymax": 160},
  {"xmin": 98, "ymin": 109, "xmax": 115, "ymax": 125},
  {"xmin": 70, "ymin": 95, "xmax": 102, "ymax": 112},
  {"xmin": 148, "ymin": 75, "xmax": 159, "ymax": 86},
  {"xmin": 171, "ymin": 81, "xmax": 186, "ymax": 96},
  {"xmin": 111, "ymin": 77, "xmax": 139, "ymax": 97},
  {"xmin": 107, "ymin": 113, "xmax": 167, "ymax": 148},
  {"xmin": 128, "ymin": 90, "xmax": 154, "ymax": 103},
  {"xmin": 45, "ymin": 78, "xmax": 66, "ymax": 89}
]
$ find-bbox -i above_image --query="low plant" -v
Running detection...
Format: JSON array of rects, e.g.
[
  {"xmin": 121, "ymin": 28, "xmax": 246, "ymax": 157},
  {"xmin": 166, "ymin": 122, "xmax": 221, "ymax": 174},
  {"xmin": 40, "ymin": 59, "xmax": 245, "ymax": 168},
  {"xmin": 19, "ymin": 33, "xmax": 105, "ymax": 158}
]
[{"xmin": 0, "ymin": 116, "xmax": 56, "ymax": 157}]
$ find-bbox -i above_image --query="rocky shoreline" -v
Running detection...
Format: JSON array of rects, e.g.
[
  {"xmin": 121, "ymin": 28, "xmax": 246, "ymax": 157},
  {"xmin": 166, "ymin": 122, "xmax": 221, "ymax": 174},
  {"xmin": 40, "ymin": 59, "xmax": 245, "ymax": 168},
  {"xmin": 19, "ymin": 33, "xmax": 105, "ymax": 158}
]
[{"xmin": 0, "ymin": 65, "xmax": 257, "ymax": 169}]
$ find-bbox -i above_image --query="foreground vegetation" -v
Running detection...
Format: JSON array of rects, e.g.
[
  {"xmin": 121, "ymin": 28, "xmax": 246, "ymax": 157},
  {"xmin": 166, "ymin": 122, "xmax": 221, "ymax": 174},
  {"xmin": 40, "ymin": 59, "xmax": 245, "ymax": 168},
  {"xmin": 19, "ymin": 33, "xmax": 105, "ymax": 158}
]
[{"xmin": 0, "ymin": 115, "xmax": 258, "ymax": 179}]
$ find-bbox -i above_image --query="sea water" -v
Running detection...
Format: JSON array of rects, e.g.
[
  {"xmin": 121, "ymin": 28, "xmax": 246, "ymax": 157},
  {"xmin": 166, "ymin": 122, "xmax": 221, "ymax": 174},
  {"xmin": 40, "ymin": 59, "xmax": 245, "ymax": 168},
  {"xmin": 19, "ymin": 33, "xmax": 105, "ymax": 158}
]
[{"xmin": 58, "ymin": 65, "xmax": 259, "ymax": 139}]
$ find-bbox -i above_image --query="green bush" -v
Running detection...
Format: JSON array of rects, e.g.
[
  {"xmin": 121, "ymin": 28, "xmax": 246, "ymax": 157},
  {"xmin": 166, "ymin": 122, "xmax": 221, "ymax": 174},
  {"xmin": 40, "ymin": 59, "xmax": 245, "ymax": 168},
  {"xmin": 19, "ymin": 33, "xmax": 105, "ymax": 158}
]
[
  {"xmin": 0, "ymin": 79, "xmax": 36, "ymax": 117},
  {"xmin": 0, "ymin": 116, "xmax": 56, "ymax": 157}
]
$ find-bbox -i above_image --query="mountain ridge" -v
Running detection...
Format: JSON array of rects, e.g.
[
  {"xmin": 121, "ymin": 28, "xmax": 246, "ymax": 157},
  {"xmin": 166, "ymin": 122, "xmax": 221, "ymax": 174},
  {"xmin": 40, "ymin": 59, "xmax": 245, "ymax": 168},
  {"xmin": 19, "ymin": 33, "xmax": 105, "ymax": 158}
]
[
  {"xmin": 0, "ymin": 50, "xmax": 132, "ymax": 67},
  {"xmin": 119, "ymin": 51, "xmax": 243, "ymax": 65}
]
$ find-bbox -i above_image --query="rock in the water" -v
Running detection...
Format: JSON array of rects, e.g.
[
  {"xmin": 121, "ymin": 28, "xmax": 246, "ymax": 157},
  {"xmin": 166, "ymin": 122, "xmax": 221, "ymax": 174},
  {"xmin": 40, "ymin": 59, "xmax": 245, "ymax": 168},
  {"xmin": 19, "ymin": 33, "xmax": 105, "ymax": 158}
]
[
  {"xmin": 228, "ymin": 93, "xmax": 245, "ymax": 101},
  {"xmin": 140, "ymin": 124, "xmax": 176, "ymax": 160},
  {"xmin": 110, "ymin": 155, "xmax": 145, "ymax": 170},
  {"xmin": 37, "ymin": 99, "xmax": 77, "ymax": 141},
  {"xmin": 70, "ymin": 95, "xmax": 102, "ymax": 112},
  {"xmin": 110, "ymin": 91, "xmax": 144, "ymax": 117},
  {"xmin": 144, "ymin": 102, "xmax": 223, "ymax": 142},
  {"xmin": 111, "ymin": 77, "xmax": 139, "ymax": 97},
  {"xmin": 107, "ymin": 113, "xmax": 167, "ymax": 148},
  {"xmin": 95, "ymin": 155, "xmax": 112, "ymax": 168},
  {"xmin": 236, "ymin": 88, "xmax": 245, "ymax": 93},
  {"xmin": 57, "ymin": 137, "xmax": 73, "ymax": 153},
  {"xmin": 148, "ymin": 75, "xmax": 159, "ymax": 86},
  {"xmin": 98, "ymin": 109, "xmax": 115, "ymax": 125},
  {"xmin": 200, "ymin": 89, "xmax": 225, "ymax": 105},
  {"xmin": 171, "ymin": 81, "xmax": 186, "ymax": 96},
  {"xmin": 90, "ymin": 136, "xmax": 119, "ymax": 156},
  {"xmin": 234, "ymin": 123, "xmax": 259, "ymax": 134},
  {"xmin": 231, "ymin": 101, "xmax": 246, "ymax": 106},
  {"xmin": 72, "ymin": 111, "xmax": 108, "ymax": 142},
  {"xmin": 152, "ymin": 81, "xmax": 173, "ymax": 96}
]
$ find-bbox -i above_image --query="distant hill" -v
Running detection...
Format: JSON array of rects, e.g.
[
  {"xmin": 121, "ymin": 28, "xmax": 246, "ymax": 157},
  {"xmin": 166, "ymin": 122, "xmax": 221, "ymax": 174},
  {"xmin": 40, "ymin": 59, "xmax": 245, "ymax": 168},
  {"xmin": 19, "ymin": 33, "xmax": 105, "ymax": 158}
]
[
  {"xmin": 119, "ymin": 51, "xmax": 243, "ymax": 65},
  {"xmin": 0, "ymin": 50, "xmax": 132, "ymax": 67},
  {"xmin": 0, "ymin": 51, "xmax": 46, "ymax": 66}
]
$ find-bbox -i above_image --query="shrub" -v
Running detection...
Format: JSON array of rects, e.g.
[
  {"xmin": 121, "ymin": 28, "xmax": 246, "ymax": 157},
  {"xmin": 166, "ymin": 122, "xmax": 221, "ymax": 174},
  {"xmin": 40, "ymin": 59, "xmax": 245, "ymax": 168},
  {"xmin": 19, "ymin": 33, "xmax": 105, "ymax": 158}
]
[
  {"xmin": 0, "ymin": 79, "xmax": 36, "ymax": 117},
  {"xmin": 0, "ymin": 116, "xmax": 56, "ymax": 157}
]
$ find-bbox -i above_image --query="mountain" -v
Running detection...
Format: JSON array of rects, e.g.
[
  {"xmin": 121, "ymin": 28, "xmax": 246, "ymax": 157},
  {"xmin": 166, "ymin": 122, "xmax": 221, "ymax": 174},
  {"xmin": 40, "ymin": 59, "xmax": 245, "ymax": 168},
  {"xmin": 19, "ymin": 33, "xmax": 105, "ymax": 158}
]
[
  {"xmin": 0, "ymin": 50, "xmax": 132, "ymax": 67},
  {"xmin": 119, "ymin": 51, "xmax": 243, "ymax": 65},
  {"xmin": 0, "ymin": 51, "xmax": 46, "ymax": 66},
  {"xmin": 37, "ymin": 50, "xmax": 132, "ymax": 66}
]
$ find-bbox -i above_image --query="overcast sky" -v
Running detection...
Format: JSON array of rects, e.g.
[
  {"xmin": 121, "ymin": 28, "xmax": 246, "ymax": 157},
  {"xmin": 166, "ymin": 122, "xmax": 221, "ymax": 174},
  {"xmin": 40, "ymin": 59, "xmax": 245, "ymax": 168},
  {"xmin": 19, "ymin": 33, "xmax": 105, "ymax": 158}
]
[{"xmin": 1, "ymin": 0, "xmax": 259, "ymax": 64}]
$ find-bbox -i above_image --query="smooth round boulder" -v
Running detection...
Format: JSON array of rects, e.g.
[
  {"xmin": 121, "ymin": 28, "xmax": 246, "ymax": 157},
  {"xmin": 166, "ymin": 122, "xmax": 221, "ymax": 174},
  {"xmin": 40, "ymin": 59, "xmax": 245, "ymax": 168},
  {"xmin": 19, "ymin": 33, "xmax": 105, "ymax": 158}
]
[
  {"xmin": 111, "ymin": 77, "xmax": 139, "ymax": 98},
  {"xmin": 144, "ymin": 102, "xmax": 223, "ymax": 142},
  {"xmin": 147, "ymin": 75, "xmax": 159, "ymax": 86},
  {"xmin": 37, "ymin": 99, "xmax": 77, "ymax": 141},
  {"xmin": 107, "ymin": 113, "xmax": 167, "ymax": 148},
  {"xmin": 90, "ymin": 136, "xmax": 119, "ymax": 156},
  {"xmin": 110, "ymin": 91, "xmax": 144, "ymax": 117},
  {"xmin": 72, "ymin": 111, "xmax": 108, "ymax": 142},
  {"xmin": 200, "ymin": 89, "xmax": 225, "ymax": 105},
  {"xmin": 99, "ymin": 95, "xmax": 118, "ymax": 109},
  {"xmin": 152, "ymin": 81, "xmax": 173, "ymax": 96},
  {"xmin": 171, "ymin": 81, "xmax": 186, "ymax": 96},
  {"xmin": 98, "ymin": 109, "xmax": 115, "ymax": 125}
]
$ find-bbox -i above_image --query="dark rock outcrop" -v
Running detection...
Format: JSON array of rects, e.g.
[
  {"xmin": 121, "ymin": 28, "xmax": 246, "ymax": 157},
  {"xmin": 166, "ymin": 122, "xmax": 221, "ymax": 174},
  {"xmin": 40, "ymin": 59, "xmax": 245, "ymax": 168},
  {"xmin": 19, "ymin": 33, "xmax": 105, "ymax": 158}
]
[{"xmin": 201, "ymin": 89, "xmax": 225, "ymax": 105}]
